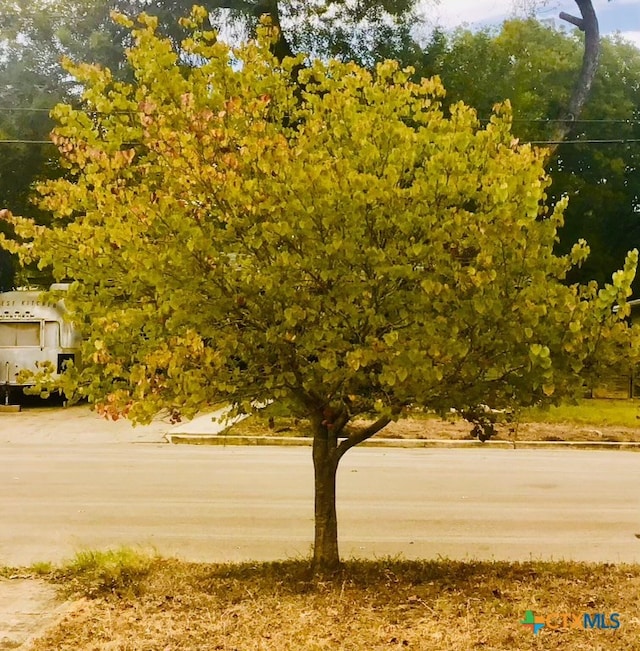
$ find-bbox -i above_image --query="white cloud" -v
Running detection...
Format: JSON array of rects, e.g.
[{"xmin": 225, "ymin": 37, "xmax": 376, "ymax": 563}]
[
  {"xmin": 429, "ymin": 0, "xmax": 513, "ymax": 28},
  {"xmin": 617, "ymin": 30, "xmax": 640, "ymax": 47},
  {"xmin": 426, "ymin": 0, "xmax": 640, "ymax": 34}
]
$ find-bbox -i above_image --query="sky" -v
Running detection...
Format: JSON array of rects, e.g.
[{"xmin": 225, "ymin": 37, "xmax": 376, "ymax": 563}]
[{"xmin": 427, "ymin": 0, "xmax": 640, "ymax": 48}]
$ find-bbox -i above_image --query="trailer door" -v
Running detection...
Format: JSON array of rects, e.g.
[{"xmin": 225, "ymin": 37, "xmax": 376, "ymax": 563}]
[{"xmin": 43, "ymin": 321, "xmax": 60, "ymax": 348}]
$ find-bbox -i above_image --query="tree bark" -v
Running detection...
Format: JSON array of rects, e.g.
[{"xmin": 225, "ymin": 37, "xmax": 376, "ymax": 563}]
[
  {"xmin": 549, "ymin": 0, "xmax": 600, "ymax": 152},
  {"xmin": 207, "ymin": 0, "xmax": 295, "ymax": 60},
  {"xmin": 309, "ymin": 410, "xmax": 395, "ymax": 572},
  {"xmin": 312, "ymin": 427, "xmax": 341, "ymax": 572}
]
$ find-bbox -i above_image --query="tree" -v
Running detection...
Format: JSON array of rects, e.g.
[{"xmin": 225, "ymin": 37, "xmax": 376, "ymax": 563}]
[
  {"xmin": 0, "ymin": 0, "xmax": 422, "ymax": 288},
  {"xmin": 0, "ymin": 0, "xmax": 126, "ymax": 289},
  {"xmin": 204, "ymin": 0, "xmax": 423, "ymax": 66},
  {"xmin": 418, "ymin": 19, "xmax": 640, "ymax": 294},
  {"xmin": 1, "ymin": 10, "xmax": 637, "ymax": 570},
  {"xmin": 553, "ymin": 0, "xmax": 601, "ymax": 147},
  {"xmin": 507, "ymin": 0, "xmax": 602, "ymax": 146}
]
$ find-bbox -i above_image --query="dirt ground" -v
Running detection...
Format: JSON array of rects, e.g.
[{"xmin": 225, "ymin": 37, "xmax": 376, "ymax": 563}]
[
  {"xmin": 369, "ymin": 418, "xmax": 640, "ymax": 443},
  {"xmin": 19, "ymin": 559, "xmax": 640, "ymax": 651},
  {"xmin": 236, "ymin": 414, "xmax": 640, "ymax": 444},
  {"xmin": 3, "ymin": 400, "xmax": 640, "ymax": 445}
]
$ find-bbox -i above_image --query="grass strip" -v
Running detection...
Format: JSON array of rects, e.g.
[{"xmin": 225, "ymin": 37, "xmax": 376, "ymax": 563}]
[{"xmin": 19, "ymin": 552, "xmax": 640, "ymax": 650}]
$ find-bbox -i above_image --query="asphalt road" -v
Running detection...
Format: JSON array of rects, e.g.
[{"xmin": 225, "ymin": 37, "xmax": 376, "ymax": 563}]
[{"xmin": 1, "ymin": 443, "xmax": 639, "ymax": 566}]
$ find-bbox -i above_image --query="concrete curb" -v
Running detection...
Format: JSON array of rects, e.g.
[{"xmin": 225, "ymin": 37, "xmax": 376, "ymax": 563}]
[{"xmin": 164, "ymin": 434, "xmax": 640, "ymax": 450}]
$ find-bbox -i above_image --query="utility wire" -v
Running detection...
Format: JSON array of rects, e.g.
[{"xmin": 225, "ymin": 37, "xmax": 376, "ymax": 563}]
[
  {"xmin": 0, "ymin": 107, "xmax": 54, "ymax": 112},
  {"xmin": 1, "ymin": 106, "xmax": 640, "ymax": 125},
  {"xmin": 1, "ymin": 139, "xmax": 640, "ymax": 147},
  {"xmin": 0, "ymin": 140, "xmax": 55, "ymax": 144},
  {"xmin": 2, "ymin": 138, "xmax": 640, "ymax": 146},
  {"xmin": 485, "ymin": 118, "xmax": 640, "ymax": 125},
  {"xmin": 529, "ymin": 139, "xmax": 640, "ymax": 145}
]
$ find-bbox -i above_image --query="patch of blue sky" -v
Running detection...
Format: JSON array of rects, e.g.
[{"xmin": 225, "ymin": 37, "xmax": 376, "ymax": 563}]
[{"xmin": 423, "ymin": 0, "xmax": 640, "ymax": 47}]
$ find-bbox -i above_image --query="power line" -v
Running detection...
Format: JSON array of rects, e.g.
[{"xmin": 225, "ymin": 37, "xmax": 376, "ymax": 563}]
[
  {"xmin": 486, "ymin": 118, "xmax": 640, "ymax": 124},
  {"xmin": 0, "ymin": 107, "xmax": 54, "ymax": 113},
  {"xmin": 0, "ymin": 139, "xmax": 55, "ymax": 144},
  {"xmin": 1, "ymin": 106, "xmax": 640, "ymax": 126},
  {"xmin": 529, "ymin": 139, "xmax": 640, "ymax": 145},
  {"xmin": 1, "ymin": 139, "xmax": 640, "ymax": 147}
]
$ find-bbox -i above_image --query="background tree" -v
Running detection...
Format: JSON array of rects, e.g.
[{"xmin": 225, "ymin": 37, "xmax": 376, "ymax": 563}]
[
  {"xmin": 2, "ymin": 11, "xmax": 637, "ymax": 570},
  {"xmin": 0, "ymin": 0, "xmax": 121, "ymax": 288},
  {"xmin": 205, "ymin": 0, "xmax": 422, "ymax": 65},
  {"xmin": 419, "ymin": 19, "xmax": 640, "ymax": 293},
  {"xmin": 0, "ymin": 0, "xmax": 422, "ymax": 288}
]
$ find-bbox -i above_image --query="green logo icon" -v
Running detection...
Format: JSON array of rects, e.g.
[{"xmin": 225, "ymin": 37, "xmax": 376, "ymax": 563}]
[{"xmin": 521, "ymin": 610, "xmax": 545, "ymax": 635}]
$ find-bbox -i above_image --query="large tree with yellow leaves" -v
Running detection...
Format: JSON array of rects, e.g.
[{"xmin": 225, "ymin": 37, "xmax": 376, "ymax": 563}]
[{"xmin": 2, "ymin": 8, "xmax": 637, "ymax": 571}]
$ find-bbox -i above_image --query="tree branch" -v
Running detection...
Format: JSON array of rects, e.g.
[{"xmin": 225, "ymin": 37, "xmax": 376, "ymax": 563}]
[
  {"xmin": 207, "ymin": 0, "xmax": 295, "ymax": 60},
  {"xmin": 550, "ymin": 0, "xmax": 600, "ymax": 152},
  {"xmin": 336, "ymin": 415, "xmax": 391, "ymax": 460},
  {"xmin": 332, "ymin": 407, "xmax": 351, "ymax": 438},
  {"xmin": 558, "ymin": 12, "xmax": 584, "ymax": 31}
]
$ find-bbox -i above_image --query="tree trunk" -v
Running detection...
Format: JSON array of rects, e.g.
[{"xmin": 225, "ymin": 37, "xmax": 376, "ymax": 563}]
[
  {"xmin": 309, "ymin": 411, "xmax": 394, "ymax": 572},
  {"xmin": 549, "ymin": 0, "xmax": 600, "ymax": 152},
  {"xmin": 312, "ymin": 429, "xmax": 341, "ymax": 572},
  {"xmin": 207, "ymin": 0, "xmax": 295, "ymax": 61}
]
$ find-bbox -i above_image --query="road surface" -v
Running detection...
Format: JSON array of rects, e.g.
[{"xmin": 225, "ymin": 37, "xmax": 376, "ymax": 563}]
[{"xmin": 1, "ymin": 441, "xmax": 638, "ymax": 566}]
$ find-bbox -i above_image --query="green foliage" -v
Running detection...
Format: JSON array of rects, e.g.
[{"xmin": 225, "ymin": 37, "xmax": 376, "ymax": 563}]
[
  {"xmin": 0, "ymin": 0, "xmax": 424, "ymax": 290},
  {"xmin": 29, "ymin": 561, "xmax": 55, "ymax": 576},
  {"xmin": 417, "ymin": 19, "xmax": 640, "ymax": 295},
  {"xmin": 58, "ymin": 547, "xmax": 157, "ymax": 597},
  {"xmin": 207, "ymin": 0, "xmax": 423, "ymax": 66},
  {"xmin": 523, "ymin": 398, "xmax": 640, "ymax": 428},
  {"xmin": 2, "ymin": 12, "xmax": 637, "ymax": 434},
  {"xmin": 0, "ymin": 0, "xmax": 125, "ymax": 289},
  {"xmin": 418, "ymin": 20, "xmax": 580, "ymax": 129}
]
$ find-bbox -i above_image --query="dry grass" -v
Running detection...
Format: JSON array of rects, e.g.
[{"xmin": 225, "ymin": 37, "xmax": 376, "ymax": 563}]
[
  {"xmin": 27, "ymin": 555, "xmax": 640, "ymax": 650},
  {"xmin": 218, "ymin": 399, "xmax": 640, "ymax": 444}
]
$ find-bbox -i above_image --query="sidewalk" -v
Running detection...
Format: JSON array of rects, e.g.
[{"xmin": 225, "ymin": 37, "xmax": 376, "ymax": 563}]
[
  {"xmin": 3, "ymin": 403, "xmax": 638, "ymax": 450},
  {"xmin": 0, "ymin": 577, "xmax": 75, "ymax": 651}
]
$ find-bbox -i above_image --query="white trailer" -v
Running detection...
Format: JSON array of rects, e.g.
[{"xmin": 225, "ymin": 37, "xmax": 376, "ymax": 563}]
[{"xmin": 0, "ymin": 285, "xmax": 81, "ymax": 403}]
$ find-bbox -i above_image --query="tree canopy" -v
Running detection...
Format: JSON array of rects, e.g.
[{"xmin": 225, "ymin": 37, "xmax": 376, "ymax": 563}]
[
  {"xmin": 419, "ymin": 19, "xmax": 640, "ymax": 293},
  {"xmin": 204, "ymin": 0, "xmax": 422, "ymax": 65},
  {"xmin": 0, "ymin": 0, "xmax": 423, "ymax": 289},
  {"xmin": 2, "ymin": 9, "xmax": 637, "ymax": 569}
]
